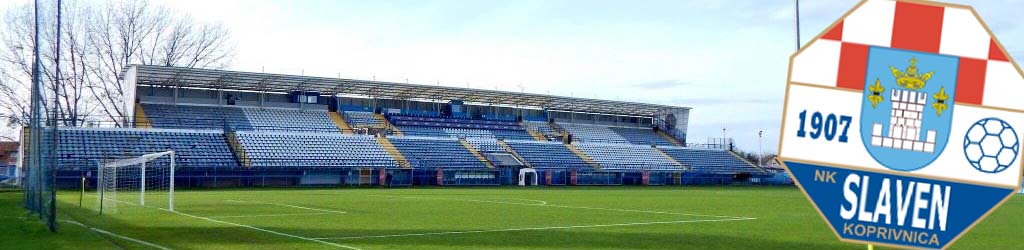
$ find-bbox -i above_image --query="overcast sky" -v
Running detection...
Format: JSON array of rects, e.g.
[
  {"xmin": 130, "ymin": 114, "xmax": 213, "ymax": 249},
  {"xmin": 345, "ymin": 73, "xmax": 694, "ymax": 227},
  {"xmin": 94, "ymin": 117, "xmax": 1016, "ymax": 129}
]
[{"xmin": 3, "ymin": 0, "xmax": 1021, "ymax": 153}]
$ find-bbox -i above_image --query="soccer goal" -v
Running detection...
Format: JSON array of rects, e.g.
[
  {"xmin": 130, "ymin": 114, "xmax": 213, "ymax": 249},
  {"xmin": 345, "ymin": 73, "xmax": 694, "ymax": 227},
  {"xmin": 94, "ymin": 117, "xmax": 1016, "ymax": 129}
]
[{"xmin": 96, "ymin": 151, "xmax": 175, "ymax": 214}]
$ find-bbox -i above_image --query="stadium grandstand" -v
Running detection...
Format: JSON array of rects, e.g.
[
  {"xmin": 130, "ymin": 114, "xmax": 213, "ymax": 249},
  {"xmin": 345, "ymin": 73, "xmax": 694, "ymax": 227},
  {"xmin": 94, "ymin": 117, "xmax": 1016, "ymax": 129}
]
[{"xmin": 44, "ymin": 64, "xmax": 777, "ymax": 188}]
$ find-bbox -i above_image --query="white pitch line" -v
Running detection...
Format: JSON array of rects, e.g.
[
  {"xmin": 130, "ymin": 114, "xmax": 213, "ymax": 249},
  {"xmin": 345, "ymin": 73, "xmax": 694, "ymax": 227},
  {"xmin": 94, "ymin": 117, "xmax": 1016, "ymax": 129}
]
[
  {"xmin": 224, "ymin": 200, "xmax": 348, "ymax": 214},
  {"xmin": 85, "ymin": 194, "xmax": 361, "ymax": 250},
  {"xmin": 370, "ymin": 195, "xmax": 753, "ymax": 219},
  {"xmin": 370, "ymin": 195, "xmax": 548, "ymax": 206},
  {"xmin": 209, "ymin": 212, "xmax": 331, "ymax": 218},
  {"xmin": 63, "ymin": 219, "xmax": 173, "ymax": 250},
  {"xmin": 314, "ymin": 217, "xmax": 756, "ymax": 240},
  {"xmin": 163, "ymin": 208, "xmax": 363, "ymax": 250},
  {"xmin": 488, "ymin": 197, "xmax": 548, "ymax": 205}
]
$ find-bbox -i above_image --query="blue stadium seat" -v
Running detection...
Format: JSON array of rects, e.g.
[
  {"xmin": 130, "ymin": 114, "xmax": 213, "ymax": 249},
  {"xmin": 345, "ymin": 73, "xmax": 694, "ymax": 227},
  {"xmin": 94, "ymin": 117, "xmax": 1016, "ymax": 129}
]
[
  {"xmin": 522, "ymin": 121, "xmax": 557, "ymax": 136},
  {"xmin": 235, "ymin": 131, "xmax": 398, "ymax": 168},
  {"xmin": 658, "ymin": 146, "xmax": 764, "ymax": 174},
  {"xmin": 143, "ymin": 103, "xmax": 251, "ymax": 130},
  {"xmin": 389, "ymin": 137, "xmax": 486, "ymax": 169},
  {"xmin": 56, "ymin": 128, "xmax": 238, "ymax": 170},
  {"xmin": 142, "ymin": 103, "xmax": 338, "ymax": 132},
  {"xmin": 388, "ymin": 114, "xmax": 533, "ymax": 140},
  {"xmin": 505, "ymin": 140, "xmax": 591, "ymax": 170},
  {"xmin": 242, "ymin": 108, "xmax": 338, "ymax": 132},
  {"xmin": 466, "ymin": 139, "xmax": 507, "ymax": 153},
  {"xmin": 558, "ymin": 122, "xmax": 675, "ymax": 146},
  {"xmin": 343, "ymin": 111, "xmax": 383, "ymax": 127},
  {"xmin": 573, "ymin": 142, "xmax": 679, "ymax": 171}
]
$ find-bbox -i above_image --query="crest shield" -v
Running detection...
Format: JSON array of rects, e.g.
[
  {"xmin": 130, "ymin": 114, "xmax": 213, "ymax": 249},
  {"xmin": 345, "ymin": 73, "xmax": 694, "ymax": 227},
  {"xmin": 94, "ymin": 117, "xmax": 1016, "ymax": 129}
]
[{"xmin": 859, "ymin": 47, "xmax": 958, "ymax": 171}]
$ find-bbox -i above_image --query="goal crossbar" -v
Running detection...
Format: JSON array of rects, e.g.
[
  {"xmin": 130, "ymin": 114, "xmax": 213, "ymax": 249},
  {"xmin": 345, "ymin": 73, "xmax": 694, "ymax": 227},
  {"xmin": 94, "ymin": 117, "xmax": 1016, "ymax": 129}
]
[
  {"xmin": 97, "ymin": 151, "xmax": 176, "ymax": 214},
  {"xmin": 103, "ymin": 151, "xmax": 175, "ymax": 168}
]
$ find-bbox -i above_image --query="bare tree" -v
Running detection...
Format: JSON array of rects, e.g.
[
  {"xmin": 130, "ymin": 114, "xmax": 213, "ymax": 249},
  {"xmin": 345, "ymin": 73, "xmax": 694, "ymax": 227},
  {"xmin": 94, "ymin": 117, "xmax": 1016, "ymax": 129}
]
[
  {"xmin": 0, "ymin": 0, "xmax": 234, "ymax": 136},
  {"xmin": 0, "ymin": 4, "xmax": 37, "ymax": 129},
  {"xmin": 87, "ymin": 0, "xmax": 233, "ymax": 126}
]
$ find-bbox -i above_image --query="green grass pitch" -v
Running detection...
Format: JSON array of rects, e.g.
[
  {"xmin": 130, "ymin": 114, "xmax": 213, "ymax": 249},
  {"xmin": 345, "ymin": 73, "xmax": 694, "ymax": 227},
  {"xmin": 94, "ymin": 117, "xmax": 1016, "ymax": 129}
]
[{"xmin": 1, "ymin": 186, "xmax": 1021, "ymax": 249}]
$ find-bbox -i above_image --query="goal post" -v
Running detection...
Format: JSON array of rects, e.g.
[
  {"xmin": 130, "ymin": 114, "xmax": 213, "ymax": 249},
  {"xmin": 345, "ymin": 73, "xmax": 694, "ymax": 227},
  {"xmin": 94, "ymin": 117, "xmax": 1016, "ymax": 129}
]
[{"xmin": 96, "ymin": 151, "xmax": 176, "ymax": 214}]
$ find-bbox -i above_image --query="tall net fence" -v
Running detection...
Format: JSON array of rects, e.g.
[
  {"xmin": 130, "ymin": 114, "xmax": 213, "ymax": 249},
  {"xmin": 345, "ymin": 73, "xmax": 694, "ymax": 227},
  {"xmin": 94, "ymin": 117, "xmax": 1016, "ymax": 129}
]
[
  {"xmin": 22, "ymin": 127, "xmax": 58, "ymax": 231},
  {"xmin": 97, "ymin": 151, "xmax": 176, "ymax": 214}
]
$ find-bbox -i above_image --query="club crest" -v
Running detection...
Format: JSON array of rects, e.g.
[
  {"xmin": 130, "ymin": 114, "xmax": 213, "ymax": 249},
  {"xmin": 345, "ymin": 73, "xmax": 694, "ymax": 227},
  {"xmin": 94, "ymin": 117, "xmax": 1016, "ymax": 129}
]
[{"xmin": 859, "ymin": 48, "xmax": 958, "ymax": 171}]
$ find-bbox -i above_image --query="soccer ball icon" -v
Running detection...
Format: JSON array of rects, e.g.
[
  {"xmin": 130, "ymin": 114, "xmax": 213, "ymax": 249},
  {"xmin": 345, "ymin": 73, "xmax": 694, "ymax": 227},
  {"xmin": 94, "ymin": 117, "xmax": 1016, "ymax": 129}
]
[{"xmin": 963, "ymin": 118, "xmax": 1019, "ymax": 173}]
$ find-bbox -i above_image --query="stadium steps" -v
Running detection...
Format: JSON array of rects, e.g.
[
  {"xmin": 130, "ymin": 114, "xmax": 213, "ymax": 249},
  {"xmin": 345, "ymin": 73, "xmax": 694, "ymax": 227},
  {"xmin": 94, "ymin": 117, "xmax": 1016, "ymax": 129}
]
[
  {"xmin": 564, "ymin": 143, "xmax": 602, "ymax": 169},
  {"xmin": 225, "ymin": 132, "xmax": 252, "ymax": 168},
  {"xmin": 655, "ymin": 129, "xmax": 683, "ymax": 146},
  {"xmin": 134, "ymin": 103, "xmax": 152, "ymax": 128},
  {"xmin": 496, "ymin": 140, "xmax": 532, "ymax": 168},
  {"xmin": 654, "ymin": 147, "xmax": 687, "ymax": 170},
  {"xmin": 459, "ymin": 138, "xmax": 495, "ymax": 169},
  {"xmin": 522, "ymin": 122, "xmax": 547, "ymax": 141},
  {"xmin": 375, "ymin": 113, "xmax": 403, "ymax": 136},
  {"xmin": 376, "ymin": 137, "xmax": 412, "ymax": 168},
  {"xmin": 728, "ymin": 150, "xmax": 764, "ymax": 173},
  {"xmin": 549, "ymin": 122, "xmax": 569, "ymax": 142},
  {"xmin": 328, "ymin": 111, "xmax": 354, "ymax": 134}
]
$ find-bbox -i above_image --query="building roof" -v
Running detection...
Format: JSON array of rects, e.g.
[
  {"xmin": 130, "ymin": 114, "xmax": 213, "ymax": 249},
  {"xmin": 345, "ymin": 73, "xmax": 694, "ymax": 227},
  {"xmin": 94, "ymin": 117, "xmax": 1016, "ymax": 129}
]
[{"xmin": 126, "ymin": 65, "xmax": 689, "ymax": 117}]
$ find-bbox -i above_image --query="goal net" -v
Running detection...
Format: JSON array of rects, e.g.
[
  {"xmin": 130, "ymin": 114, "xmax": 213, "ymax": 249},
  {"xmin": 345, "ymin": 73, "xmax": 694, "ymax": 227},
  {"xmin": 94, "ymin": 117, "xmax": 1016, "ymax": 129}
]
[{"xmin": 96, "ymin": 151, "xmax": 175, "ymax": 214}]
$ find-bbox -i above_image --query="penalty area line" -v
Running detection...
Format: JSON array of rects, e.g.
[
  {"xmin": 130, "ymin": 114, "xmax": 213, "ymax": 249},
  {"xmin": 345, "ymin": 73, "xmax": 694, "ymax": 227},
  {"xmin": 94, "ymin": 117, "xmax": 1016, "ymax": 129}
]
[
  {"xmin": 208, "ymin": 212, "xmax": 332, "ymax": 218},
  {"xmin": 224, "ymin": 199, "xmax": 348, "ymax": 214},
  {"xmin": 63, "ymin": 219, "xmax": 172, "ymax": 250},
  {"xmin": 84, "ymin": 194, "xmax": 362, "ymax": 250},
  {"xmin": 370, "ymin": 195, "xmax": 754, "ymax": 219},
  {"xmin": 162, "ymin": 208, "xmax": 364, "ymax": 250},
  {"xmin": 314, "ymin": 217, "xmax": 757, "ymax": 240}
]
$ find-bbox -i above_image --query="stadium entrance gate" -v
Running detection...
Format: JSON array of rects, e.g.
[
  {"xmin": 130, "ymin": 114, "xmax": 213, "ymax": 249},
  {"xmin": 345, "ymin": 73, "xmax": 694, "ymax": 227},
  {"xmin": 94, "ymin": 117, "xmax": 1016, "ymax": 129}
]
[{"xmin": 518, "ymin": 168, "xmax": 538, "ymax": 186}]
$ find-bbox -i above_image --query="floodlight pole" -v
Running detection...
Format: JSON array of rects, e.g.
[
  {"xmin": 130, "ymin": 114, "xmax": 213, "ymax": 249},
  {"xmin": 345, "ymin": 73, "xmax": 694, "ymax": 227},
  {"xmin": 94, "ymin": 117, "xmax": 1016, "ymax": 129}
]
[
  {"xmin": 758, "ymin": 130, "xmax": 764, "ymax": 167},
  {"xmin": 722, "ymin": 128, "xmax": 727, "ymax": 149},
  {"xmin": 795, "ymin": 0, "xmax": 802, "ymax": 51}
]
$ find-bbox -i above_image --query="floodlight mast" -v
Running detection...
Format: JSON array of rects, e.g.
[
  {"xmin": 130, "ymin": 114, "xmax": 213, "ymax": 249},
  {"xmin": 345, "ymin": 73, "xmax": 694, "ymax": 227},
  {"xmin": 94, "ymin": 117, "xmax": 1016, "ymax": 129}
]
[{"xmin": 795, "ymin": 0, "xmax": 801, "ymax": 51}]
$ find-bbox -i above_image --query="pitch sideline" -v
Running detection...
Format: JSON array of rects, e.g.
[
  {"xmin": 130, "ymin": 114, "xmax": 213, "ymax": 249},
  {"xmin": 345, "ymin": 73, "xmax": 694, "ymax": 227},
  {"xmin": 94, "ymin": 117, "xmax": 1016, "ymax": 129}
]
[{"xmin": 314, "ymin": 217, "xmax": 757, "ymax": 240}]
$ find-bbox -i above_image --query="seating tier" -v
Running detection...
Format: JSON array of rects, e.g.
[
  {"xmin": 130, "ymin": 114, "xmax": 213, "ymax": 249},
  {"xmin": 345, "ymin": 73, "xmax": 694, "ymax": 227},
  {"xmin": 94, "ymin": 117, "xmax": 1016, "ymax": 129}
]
[
  {"xmin": 573, "ymin": 142, "xmax": 679, "ymax": 171},
  {"xmin": 505, "ymin": 140, "xmax": 590, "ymax": 169},
  {"xmin": 343, "ymin": 111, "xmax": 383, "ymax": 127},
  {"xmin": 236, "ymin": 132, "xmax": 398, "ymax": 168},
  {"xmin": 389, "ymin": 137, "xmax": 486, "ymax": 169},
  {"xmin": 57, "ymin": 128, "xmax": 238, "ymax": 170},
  {"xmin": 142, "ymin": 103, "xmax": 338, "ymax": 132},
  {"xmin": 143, "ymin": 104, "xmax": 250, "ymax": 130},
  {"xmin": 659, "ymin": 147, "xmax": 763, "ymax": 174}
]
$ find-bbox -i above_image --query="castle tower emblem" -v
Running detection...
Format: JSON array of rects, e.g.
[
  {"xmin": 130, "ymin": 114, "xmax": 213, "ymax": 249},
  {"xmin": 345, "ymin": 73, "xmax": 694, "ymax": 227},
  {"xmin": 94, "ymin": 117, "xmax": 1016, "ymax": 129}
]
[{"xmin": 868, "ymin": 57, "xmax": 942, "ymax": 154}]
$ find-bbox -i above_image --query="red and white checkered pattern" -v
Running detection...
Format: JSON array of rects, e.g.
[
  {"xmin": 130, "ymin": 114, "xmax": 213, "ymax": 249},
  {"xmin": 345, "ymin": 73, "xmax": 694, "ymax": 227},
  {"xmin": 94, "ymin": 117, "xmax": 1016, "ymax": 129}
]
[{"xmin": 790, "ymin": 0, "xmax": 1023, "ymax": 110}]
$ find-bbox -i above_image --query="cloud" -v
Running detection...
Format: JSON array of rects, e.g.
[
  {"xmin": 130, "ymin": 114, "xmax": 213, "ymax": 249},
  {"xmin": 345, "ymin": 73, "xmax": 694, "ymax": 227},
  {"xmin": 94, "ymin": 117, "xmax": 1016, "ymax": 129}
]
[{"xmin": 628, "ymin": 79, "xmax": 691, "ymax": 89}]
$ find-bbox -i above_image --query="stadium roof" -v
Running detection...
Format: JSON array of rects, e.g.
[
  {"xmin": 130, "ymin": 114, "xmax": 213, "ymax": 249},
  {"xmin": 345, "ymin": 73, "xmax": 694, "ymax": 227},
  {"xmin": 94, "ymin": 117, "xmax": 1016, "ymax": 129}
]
[{"xmin": 127, "ymin": 65, "xmax": 689, "ymax": 117}]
